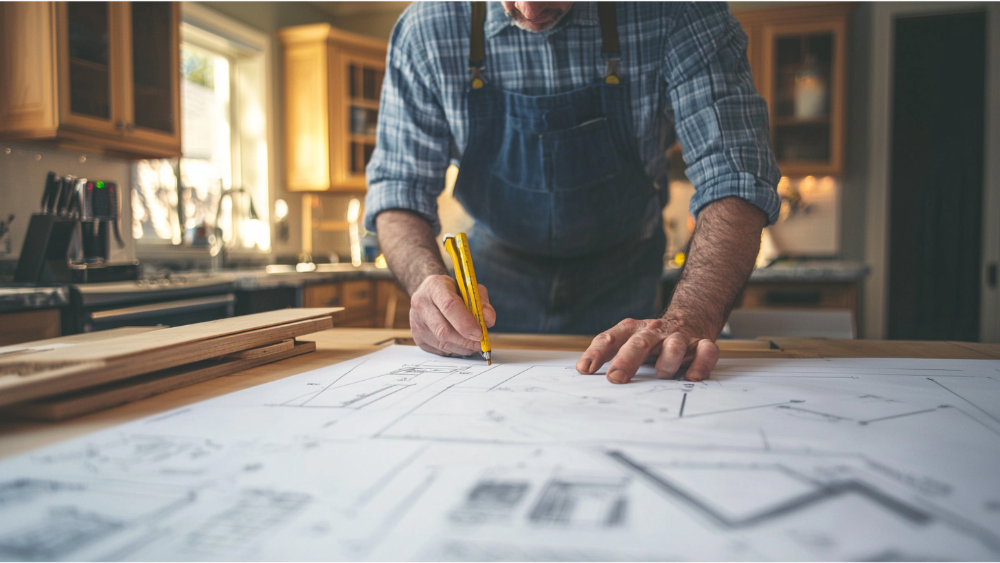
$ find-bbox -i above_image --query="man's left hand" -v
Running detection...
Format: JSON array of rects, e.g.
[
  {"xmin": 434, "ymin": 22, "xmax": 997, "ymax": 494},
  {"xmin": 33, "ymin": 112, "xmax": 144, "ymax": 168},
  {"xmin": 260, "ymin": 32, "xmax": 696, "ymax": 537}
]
[{"xmin": 575, "ymin": 318, "xmax": 719, "ymax": 383}]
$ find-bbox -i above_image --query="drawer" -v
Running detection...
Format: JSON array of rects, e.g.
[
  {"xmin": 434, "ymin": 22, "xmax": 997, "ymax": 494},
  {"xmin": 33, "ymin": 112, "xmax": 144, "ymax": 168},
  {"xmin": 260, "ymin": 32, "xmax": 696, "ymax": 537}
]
[
  {"xmin": 0, "ymin": 309, "xmax": 61, "ymax": 346},
  {"xmin": 303, "ymin": 283, "xmax": 341, "ymax": 308},
  {"xmin": 739, "ymin": 283, "xmax": 856, "ymax": 310},
  {"xmin": 342, "ymin": 280, "xmax": 374, "ymax": 310}
]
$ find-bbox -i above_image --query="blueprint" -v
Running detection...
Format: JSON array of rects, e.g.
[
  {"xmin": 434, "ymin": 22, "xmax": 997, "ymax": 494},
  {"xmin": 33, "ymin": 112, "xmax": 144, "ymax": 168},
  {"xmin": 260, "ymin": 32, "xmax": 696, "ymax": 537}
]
[{"xmin": 1, "ymin": 345, "xmax": 999, "ymax": 561}]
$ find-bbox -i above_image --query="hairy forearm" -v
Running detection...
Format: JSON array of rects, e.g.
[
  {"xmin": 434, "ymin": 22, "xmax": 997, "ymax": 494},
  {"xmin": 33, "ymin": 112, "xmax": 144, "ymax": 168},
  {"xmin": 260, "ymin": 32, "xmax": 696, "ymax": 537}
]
[
  {"xmin": 375, "ymin": 210, "xmax": 449, "ymax": 295},
  {"xmin": 665, "ymin": 197, "xmax": 768, "ymax": 338}
]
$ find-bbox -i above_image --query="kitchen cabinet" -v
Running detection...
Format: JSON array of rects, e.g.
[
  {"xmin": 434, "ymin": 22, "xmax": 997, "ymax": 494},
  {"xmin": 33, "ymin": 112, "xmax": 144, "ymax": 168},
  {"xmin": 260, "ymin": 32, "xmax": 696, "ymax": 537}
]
[
  {"xmin": 302, "ymin": 279, "xmax": 409, "ymax": 329},
  {"xmin": 280, "ymin": 24, "xmax": 387, "ymax": 192},
  {"xmin": 0, "ymin": 2, "xmax": 181, "ymax": 158},
  {"xmin": 735, "ymin": 3, "xmax": 852, "ymax": 176},
  {"xmin": 0, "ymin": 309, "xmax": 61, "ymax": 346}
]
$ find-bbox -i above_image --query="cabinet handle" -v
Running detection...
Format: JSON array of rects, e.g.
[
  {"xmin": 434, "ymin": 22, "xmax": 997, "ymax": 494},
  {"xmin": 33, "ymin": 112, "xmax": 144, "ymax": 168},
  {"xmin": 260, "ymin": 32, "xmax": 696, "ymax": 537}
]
[{"xmin": 115, "ymin": 120, "xmax": 125, "ymax": 130}]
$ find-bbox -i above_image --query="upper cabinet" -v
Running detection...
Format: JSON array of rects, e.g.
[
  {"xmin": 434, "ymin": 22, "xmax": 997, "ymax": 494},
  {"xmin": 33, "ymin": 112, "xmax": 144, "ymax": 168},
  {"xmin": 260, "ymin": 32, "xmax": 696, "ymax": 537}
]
[
  {"xmin": 735, "ymin": 3, "xmax": 852, "ymax": 177},
  {"xmin": 281, "ymin": 24, "xmax": 386, "ymax": 192},
  {"xmin": 0, "ymin": 2, "xmax": 181, "ymax": 158}
]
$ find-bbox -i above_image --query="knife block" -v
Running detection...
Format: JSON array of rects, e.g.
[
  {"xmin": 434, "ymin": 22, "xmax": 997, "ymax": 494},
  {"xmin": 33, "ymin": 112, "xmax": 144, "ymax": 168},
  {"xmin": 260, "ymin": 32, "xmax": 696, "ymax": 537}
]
[{"xmin": 14, "ymin": 214, "xmax": 79, "ymax": 284}]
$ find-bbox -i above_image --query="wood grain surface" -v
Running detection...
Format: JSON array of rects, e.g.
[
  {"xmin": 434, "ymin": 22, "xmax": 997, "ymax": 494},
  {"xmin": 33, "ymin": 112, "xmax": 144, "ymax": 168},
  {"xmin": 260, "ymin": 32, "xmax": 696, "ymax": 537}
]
[{"xmin": 0, "ymin": 309, "xmax": 340, "ymax": 406}]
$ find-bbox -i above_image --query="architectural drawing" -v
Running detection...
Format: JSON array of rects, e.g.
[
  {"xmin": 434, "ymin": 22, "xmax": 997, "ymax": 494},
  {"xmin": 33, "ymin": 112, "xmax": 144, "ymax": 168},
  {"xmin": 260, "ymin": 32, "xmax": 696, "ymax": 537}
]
[{"xmin": 0, "ymin": 346, "xmax": 998, "ymax": 560}]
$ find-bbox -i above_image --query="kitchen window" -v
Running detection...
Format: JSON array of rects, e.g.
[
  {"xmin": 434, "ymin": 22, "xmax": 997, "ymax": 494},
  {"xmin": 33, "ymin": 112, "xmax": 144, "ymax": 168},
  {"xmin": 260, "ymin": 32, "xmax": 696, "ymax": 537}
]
[{"xmin": 131, "ymin": 4, "xmax": 272, "ymax": 254}]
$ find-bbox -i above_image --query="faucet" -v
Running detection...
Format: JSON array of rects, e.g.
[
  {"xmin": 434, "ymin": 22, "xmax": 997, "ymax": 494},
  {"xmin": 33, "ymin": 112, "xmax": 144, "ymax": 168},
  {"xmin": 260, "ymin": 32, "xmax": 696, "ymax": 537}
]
[{"xmin": 210, "ymin": 188, "xmax": 258, "ymax": 272}]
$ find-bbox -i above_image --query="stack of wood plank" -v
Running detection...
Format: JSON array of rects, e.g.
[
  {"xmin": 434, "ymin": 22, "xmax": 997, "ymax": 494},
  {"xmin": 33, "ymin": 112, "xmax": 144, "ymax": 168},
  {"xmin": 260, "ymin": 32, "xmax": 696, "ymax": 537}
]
[{"xmin": 0, "ymin": 308, "xmax": 339, "ymax": 421}]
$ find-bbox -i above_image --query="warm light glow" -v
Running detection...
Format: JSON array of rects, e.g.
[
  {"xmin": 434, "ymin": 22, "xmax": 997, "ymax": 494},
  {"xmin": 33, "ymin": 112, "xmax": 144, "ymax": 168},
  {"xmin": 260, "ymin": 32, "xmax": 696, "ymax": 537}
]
[
  {"xmin": 347, "ymin": 198, "xmax": 361, "ymax": 223},
  {"xmin": 800, "ymin": 175, "xmax": 817, "ymax": 196},
  {"xmin": 375, "ymin": 254, "xmax": 388, "ymax": 269},
  {"xmin": 274, "ymin": 199, "xmax": 288, "ymax": 221}
]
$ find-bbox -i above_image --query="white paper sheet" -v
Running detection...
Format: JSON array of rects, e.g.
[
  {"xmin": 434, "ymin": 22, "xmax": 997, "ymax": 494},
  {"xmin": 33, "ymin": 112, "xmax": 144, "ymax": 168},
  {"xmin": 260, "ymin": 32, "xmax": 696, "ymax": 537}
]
[{"xmin": 1, "ymin": 345, "xmax": 999, "ymax": 561}]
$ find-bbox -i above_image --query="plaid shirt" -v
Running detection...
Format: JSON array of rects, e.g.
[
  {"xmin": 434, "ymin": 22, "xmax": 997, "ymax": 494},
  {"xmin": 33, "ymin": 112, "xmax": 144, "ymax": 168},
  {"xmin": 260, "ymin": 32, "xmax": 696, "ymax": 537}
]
[{"xmin": 364, "ymin": 1, "xmax": 781, "ymax": 233}]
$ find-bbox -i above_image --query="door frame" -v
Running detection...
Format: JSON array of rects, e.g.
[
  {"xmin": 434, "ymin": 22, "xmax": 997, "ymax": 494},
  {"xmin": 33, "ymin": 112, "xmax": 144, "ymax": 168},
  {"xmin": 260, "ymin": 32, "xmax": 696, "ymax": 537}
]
[{"xmin": 864, "ymin": 2, "xmax": 1000, "ymax": 341}]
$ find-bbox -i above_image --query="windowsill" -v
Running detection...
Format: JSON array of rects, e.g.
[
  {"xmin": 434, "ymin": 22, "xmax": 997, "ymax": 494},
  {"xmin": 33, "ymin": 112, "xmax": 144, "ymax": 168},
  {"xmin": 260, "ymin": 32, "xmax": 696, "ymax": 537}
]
[{"xmin": 136, "ymin": 243, "xmax": 272, "ymax": 274}]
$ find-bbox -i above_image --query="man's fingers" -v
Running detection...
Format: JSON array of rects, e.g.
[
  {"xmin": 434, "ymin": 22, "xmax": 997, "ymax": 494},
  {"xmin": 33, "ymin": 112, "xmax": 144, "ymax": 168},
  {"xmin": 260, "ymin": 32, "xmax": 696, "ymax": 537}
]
[
  {"xmin": 684, "ymin": 339, "xmax": 719, "ymax": 382},
  {"xmin": 576, "ymin": 319, "xmax": 643, "ymax": 376},
  {"xmin": 432, "ymin": 279, "xmax": 484, "ymax": 340},
  {"xmin": 421, "ymin": 302, "xmax": 481, "ymax": 354},
  {"xmin": 412, "ymin": 319, "xmax": 478, "ymax": 356},
  {"xmin": 655, "ymin": 334, "xmax": 691, "ymax": 379},
  {"xmin": 606, "ymin": 326, "xmax": 668, "ymax": 384},
  {"xmin": 478, "ymin": 284, "xmax": 497, "ymax": 327}
]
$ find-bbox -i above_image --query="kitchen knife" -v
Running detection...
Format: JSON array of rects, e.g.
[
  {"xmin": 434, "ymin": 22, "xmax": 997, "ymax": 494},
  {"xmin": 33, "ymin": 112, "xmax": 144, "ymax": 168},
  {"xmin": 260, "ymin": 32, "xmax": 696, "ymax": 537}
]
[
  {"xmin": 55, "ymin": 175, "xmax": 75, "ymax": 216},
  {"xmin": 41, "ymin": 171, "xmax": 59, "ymax": 214}
]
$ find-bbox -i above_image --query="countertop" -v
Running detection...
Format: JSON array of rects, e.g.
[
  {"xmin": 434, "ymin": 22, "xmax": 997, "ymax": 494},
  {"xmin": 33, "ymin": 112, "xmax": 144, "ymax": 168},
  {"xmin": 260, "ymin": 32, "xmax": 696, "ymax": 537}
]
[
  {"xmin": 0, "ymin": 285, "xmax": 70, "ymax": 313},
  {"xmin": 1, "ymin": 261, "xmax": 869, "ymax": 312},
  {"xmin": 662, "ymin": 260, "xmax": 869, "ymax": 282}
]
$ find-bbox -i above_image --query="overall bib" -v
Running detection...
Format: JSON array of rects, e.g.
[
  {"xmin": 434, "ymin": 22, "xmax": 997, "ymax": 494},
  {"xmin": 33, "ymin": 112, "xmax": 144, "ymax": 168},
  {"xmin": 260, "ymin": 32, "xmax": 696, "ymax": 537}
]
[{"xmin": 453, "ymin": 3, "xmax": 666, "ymax": 334}]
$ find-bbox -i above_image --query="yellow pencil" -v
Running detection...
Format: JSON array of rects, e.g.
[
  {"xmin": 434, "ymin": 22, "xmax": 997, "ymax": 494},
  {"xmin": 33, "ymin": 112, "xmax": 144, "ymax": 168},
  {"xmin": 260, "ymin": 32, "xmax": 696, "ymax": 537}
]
[{"xmin": 443, "ymin": 233, "xmax": 492, "ymax": 364}]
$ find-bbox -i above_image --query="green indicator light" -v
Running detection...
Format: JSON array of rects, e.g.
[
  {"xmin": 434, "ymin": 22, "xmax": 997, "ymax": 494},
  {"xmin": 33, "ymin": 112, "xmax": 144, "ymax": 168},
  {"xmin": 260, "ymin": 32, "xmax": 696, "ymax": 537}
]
[{"xmin": 96, "ymin": 181, "xmax": 105, "ymax": 189}]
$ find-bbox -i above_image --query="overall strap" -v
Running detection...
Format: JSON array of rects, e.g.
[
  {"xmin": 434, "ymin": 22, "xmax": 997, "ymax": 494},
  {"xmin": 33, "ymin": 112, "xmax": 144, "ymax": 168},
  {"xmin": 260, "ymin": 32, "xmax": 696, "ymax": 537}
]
[
  {"xmin": 597, "ymin": 2, "xmax": 621, "ymax": 84},
  {"xmin": 469, "ymin": 1, "xmax": 487, "ymax": 89}
]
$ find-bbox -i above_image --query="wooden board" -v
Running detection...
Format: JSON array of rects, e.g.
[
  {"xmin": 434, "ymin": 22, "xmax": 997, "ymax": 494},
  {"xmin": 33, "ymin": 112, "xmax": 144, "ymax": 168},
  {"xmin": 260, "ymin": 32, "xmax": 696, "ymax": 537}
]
[
  {"xmin": 4, "ymin": 340, "xmax": 316, "ymax": 421},
  {"xmin": 764, "ymin": 337, "xmax": 1000, "ymax": 359},
  {"xmin": 0, "ymin": 308, "xmax": 340, "ymax": 407}
]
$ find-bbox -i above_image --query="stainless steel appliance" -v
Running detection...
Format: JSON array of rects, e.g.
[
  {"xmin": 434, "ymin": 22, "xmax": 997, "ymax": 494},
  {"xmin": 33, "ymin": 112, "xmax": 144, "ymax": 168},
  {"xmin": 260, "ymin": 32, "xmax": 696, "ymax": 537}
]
[{"xmin": 65, "ymin": 273, "xmax": 236, "ymax": 333}]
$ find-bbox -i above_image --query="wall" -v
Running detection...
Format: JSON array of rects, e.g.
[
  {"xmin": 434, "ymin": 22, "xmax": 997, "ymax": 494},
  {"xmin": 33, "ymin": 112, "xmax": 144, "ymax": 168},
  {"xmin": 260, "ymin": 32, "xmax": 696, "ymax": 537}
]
[{"xmin": 0, "ymin": 143, "xmax": 135, "ymax": 273}]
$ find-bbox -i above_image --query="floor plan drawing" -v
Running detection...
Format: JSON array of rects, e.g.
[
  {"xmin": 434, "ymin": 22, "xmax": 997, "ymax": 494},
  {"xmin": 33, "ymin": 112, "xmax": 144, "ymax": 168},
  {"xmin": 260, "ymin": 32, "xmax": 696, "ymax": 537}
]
[{"xmin": 0, "ymin": 345, "xmax": 998, "ymax": 561}]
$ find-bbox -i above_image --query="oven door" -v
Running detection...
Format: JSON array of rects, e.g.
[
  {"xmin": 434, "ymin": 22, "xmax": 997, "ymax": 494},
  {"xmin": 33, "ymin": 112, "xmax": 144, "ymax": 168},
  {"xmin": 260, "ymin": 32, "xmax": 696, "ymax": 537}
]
[{"xmin": 84, "ymin": 293, "xmax": 235, "ymax": 332}]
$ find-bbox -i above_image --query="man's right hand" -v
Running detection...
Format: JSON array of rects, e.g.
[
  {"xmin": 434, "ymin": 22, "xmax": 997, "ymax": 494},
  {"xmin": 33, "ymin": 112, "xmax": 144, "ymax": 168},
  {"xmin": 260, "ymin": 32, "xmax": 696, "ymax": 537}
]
[{"xmin": 410, "ymin": 274, "xmax": 496, "ymax": 357}]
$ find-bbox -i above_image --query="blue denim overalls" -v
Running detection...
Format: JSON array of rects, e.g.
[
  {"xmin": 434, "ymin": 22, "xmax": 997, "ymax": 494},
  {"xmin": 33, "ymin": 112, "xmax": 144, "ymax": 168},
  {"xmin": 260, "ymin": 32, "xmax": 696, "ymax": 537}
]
[{"xmin": 453, "ymin": 2, "xmax": 666, "ymax": 334}]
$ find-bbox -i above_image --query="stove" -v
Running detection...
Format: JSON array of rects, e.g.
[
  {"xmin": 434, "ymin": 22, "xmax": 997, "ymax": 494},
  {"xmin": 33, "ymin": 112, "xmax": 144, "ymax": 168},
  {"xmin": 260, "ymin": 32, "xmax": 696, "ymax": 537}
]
[{"xmin": 66, "ymin": 273, "xmax": 237, "ymax": 333}]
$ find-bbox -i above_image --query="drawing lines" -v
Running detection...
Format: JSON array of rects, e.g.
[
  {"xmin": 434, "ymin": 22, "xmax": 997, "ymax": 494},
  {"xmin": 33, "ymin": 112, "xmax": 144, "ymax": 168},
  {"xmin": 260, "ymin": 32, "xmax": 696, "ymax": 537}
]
[
  {"xmin": 607, "ymin": 450, "xmax": 932, "ymax": 529},
  {"xmin": 372, "ymin": 366, "xmax": 498, "ymax": 438},
  {"xmin": 927, "ymin": 378, "xmax": 1000, "ymax": 425}
]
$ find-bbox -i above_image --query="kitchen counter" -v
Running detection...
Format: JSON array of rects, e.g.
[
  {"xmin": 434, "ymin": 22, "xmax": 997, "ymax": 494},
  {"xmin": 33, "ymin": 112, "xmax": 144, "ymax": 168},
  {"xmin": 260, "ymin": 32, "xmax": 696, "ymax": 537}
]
[
  {"xmin": 0, "ymin": 285, "xmax": 70, "ymax": 313},
  {"xmin": 225, "ymin": 264, "xmax": 397, "ymax": 291},
  {"xmin": 662, "ymin": 260, "xmax": 869, "ymax": 282}
]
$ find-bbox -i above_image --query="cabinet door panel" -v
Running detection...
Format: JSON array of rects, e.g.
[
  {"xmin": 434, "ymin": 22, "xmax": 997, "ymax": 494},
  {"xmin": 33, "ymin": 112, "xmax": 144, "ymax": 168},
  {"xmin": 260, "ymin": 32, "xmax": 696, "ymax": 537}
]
[
  {"xmin": 57, "ymin": 1, "xmax": 122, "ymax": 136},
  {"xmin": 122, "ymin": 1, "xmax": 180, "ymax": 153},
  {"xmin": 761, "ymin": 19, "xmax": 846, "ymax": 175}
]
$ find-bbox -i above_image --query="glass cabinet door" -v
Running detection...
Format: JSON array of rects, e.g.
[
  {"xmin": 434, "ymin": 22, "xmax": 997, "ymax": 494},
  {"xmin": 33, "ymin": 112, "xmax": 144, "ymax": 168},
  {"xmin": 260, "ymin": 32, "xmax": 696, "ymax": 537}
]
[
  {"xmin": 130, "ymin": 2, "xmax": 175, "ymax": 135},
  {"xmin": 763, "ymin": 21, "xmax": 846, "ymax": 175},
  {"xmin": 65, "ymin": 2, "xmax": 115, "ymax": 126},
  {"xmin": 346, "ymin": 58, "xmax": 383, "ymax": 180}
]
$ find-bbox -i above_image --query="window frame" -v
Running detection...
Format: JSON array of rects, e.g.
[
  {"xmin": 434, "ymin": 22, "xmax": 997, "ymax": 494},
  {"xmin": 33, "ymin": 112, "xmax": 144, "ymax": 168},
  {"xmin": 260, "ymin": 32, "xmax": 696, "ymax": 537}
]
[{"xmin": 133, "ymin": 2, "xmax": 273, "ymax": 259}]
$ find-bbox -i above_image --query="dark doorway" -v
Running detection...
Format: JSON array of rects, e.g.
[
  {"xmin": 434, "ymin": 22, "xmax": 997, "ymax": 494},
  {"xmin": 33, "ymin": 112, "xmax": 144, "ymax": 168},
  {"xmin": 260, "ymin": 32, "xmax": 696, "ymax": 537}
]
[{"xmin": 887, "ymin": 11, "xmax": 986, "ymax": 340}]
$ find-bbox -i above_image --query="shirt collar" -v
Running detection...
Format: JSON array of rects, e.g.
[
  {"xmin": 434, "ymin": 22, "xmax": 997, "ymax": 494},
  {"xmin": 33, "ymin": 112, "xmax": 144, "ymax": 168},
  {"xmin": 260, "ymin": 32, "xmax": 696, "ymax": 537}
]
[{"xmin": 485, "ymin": 2, "xmax": 600, "ymax": 40}]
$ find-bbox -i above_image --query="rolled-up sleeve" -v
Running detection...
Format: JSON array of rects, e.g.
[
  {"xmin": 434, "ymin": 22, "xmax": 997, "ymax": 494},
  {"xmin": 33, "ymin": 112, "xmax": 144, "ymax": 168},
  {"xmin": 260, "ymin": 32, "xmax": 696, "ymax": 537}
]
[
  {"xmin": 364, "ymin": 9, "xmax": 453, "ymax": 233},
  {"xmin": 664, "ymin": 3, "xmax": 782, "ymax": 224}
]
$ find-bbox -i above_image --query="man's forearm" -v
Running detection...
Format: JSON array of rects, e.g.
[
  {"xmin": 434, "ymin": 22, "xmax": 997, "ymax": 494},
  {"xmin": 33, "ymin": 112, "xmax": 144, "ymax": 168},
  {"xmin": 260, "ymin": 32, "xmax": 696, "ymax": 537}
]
[
  {"xmin": 375, "ymin": 210, "xmax": 449, "ymax": 295},
  {"xmin": 665, "ymin": 197, "xmax": 768, "ymax": 338}
]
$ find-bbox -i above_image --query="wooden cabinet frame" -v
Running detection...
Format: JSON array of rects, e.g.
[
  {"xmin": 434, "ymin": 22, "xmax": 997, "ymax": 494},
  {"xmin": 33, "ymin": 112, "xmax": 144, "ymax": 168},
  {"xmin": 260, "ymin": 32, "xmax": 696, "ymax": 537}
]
[
  {"xmin": 281, "ymin": 24, "xmax": 387, "ymax": 192},
  {"xmin": 0, "ymin": 1, "xmax": 181, "ymax": 158},
  {"xmin": 735, "ymin": 3, "xmax": 853, "ymax": 177}
]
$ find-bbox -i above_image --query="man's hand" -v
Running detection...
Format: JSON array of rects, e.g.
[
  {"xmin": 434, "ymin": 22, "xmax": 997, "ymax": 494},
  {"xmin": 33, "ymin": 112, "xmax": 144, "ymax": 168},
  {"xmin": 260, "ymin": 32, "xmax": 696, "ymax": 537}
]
[
  {"xmin": 410, "ymin": 275, "xmax": 496, "ymax": 356},
  {"xmin": 376, "ymin": 209, "xmax": 498, "ymax": 358},
  {"xmin": 576, "ymin": 319, "xmax": 718, "ymax": 383},
  {"xmin": 576, "ymin": 197, "xmax": 768, "ymax": 383}
]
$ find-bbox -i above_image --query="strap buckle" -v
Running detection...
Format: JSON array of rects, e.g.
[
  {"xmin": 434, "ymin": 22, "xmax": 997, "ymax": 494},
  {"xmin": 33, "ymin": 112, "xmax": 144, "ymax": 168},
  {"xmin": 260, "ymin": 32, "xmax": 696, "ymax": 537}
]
[
  {"xmin": 470, "ymin": 66, "xmax": 485, "ymax": 89},
  {"xmin": 604, "ymin": 58, "xmax": 621, "ymax": 85}
]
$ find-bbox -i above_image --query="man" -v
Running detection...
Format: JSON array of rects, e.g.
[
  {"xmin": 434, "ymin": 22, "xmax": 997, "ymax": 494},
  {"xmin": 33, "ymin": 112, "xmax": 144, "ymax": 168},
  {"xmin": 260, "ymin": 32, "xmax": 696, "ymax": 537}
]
[{"xmin": 365, "ymin": 2, "xmax": 781, "ymax": 383}]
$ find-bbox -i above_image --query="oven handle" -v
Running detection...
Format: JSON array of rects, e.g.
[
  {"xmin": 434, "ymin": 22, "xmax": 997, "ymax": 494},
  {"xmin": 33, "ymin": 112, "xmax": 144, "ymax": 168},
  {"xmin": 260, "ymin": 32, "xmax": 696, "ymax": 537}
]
[{"xmin": 90, "ymin": 294, "xmax": 236, "ymax": 323}]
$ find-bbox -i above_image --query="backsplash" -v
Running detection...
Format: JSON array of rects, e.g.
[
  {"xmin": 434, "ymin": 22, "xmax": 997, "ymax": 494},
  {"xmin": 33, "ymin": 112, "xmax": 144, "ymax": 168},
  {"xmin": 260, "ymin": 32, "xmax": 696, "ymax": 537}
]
[{"xmin": 0, "ymin": 142, "xmax": 135, "ymax": 265}]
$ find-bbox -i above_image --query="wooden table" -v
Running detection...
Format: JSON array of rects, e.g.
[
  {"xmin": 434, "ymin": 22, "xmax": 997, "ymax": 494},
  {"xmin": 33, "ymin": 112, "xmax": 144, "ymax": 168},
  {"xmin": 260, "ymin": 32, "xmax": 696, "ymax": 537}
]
[{"xmin": 2, "ymin": 329, "xmax": 998, "ymax": 460}]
